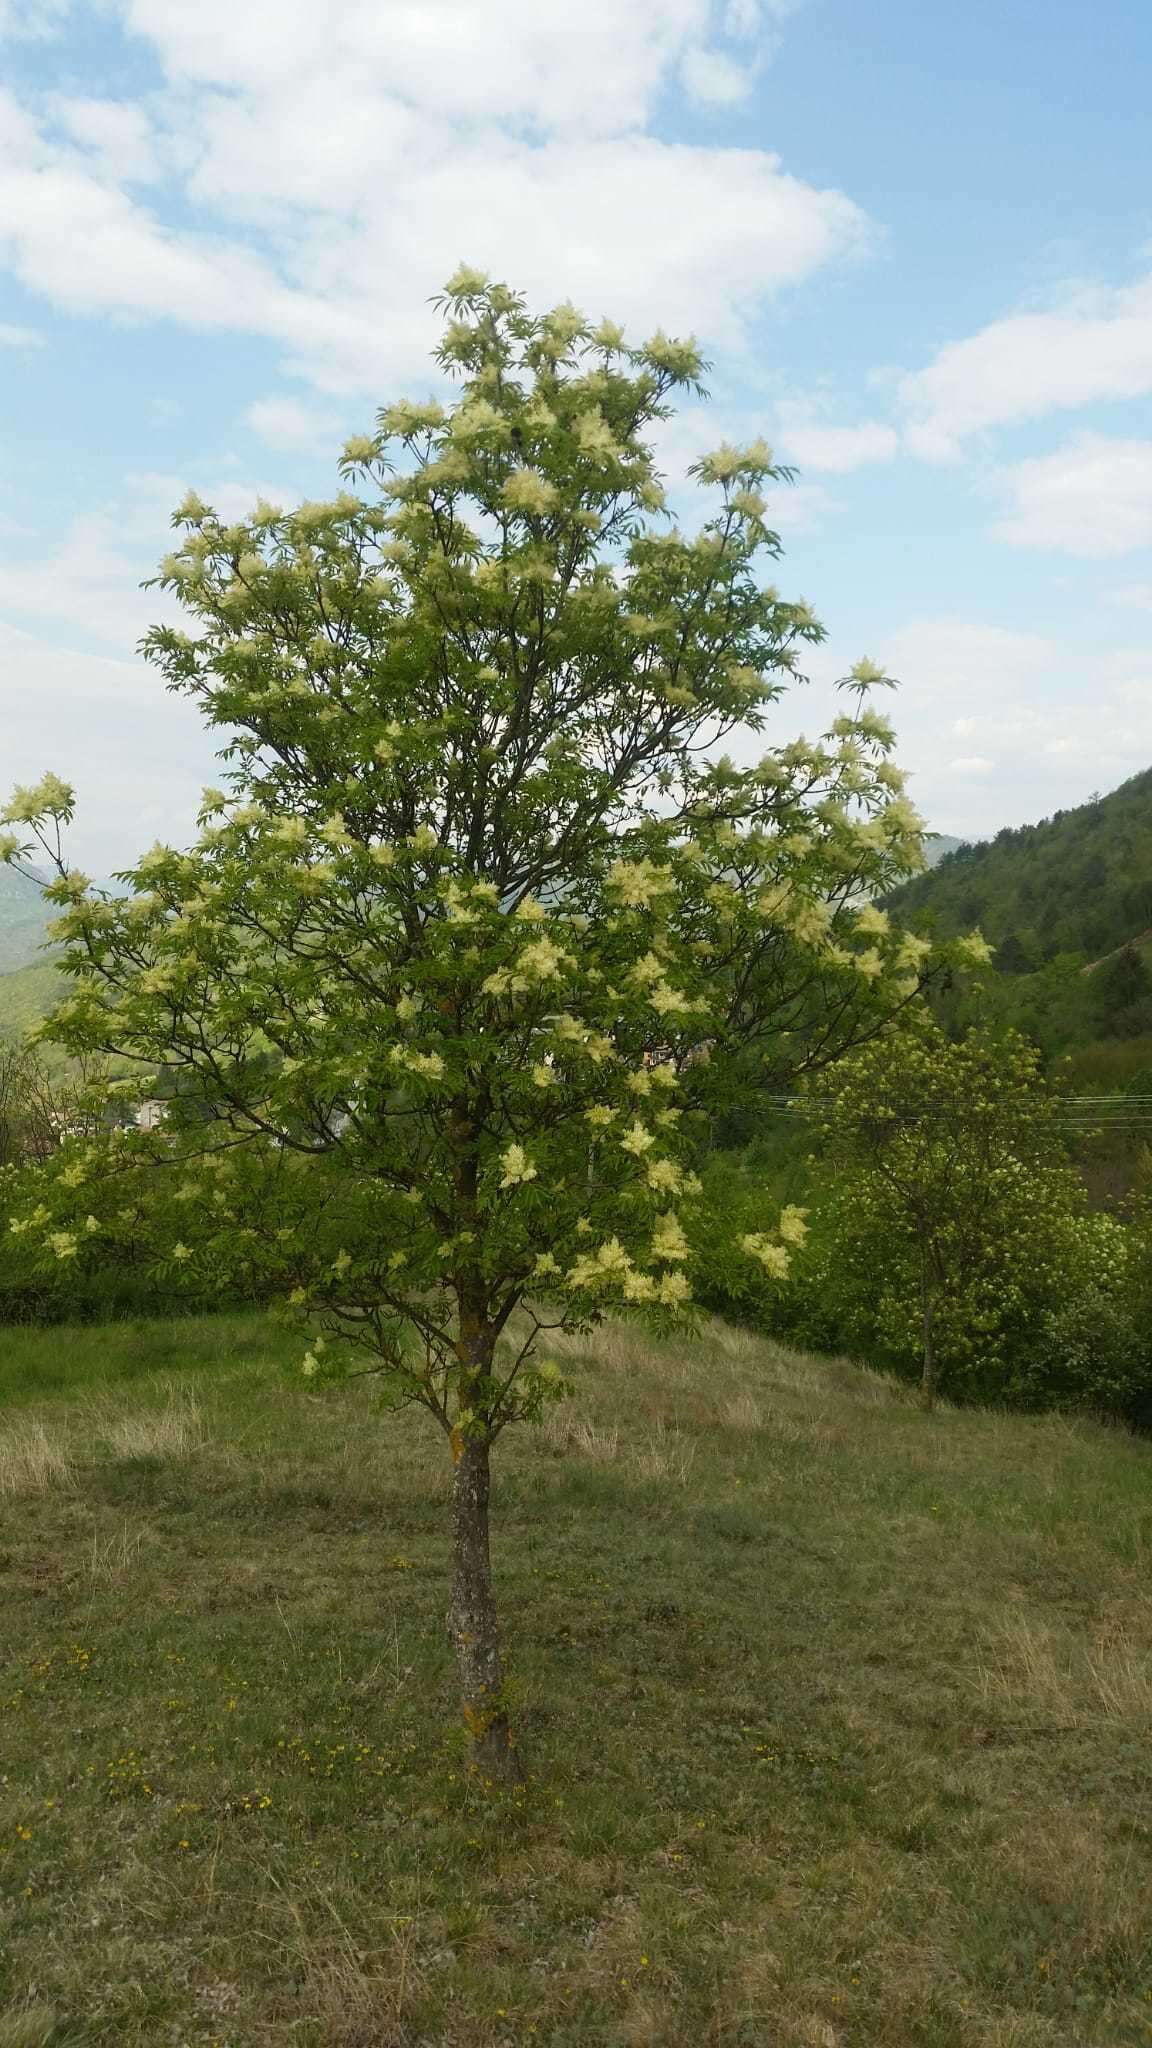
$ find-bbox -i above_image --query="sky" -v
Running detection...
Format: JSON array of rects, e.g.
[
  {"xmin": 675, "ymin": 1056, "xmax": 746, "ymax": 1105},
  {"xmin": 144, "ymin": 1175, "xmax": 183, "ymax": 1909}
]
[{"xmin": 2, "ymin": 0, "xmax": 1151, "ymax": 872}]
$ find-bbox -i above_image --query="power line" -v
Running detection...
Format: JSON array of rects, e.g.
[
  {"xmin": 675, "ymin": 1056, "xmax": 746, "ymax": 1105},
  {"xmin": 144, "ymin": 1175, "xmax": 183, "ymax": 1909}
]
[{"xmin": 759, "ymin": 1093, "xmax": 1152, "ymax": 1132}]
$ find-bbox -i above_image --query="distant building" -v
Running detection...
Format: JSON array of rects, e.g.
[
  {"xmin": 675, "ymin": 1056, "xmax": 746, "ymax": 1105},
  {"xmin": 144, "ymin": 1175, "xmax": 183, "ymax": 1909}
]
[{"xmin": 135, "ymin": 1098, "xmax": 169, "ymax": 1132}]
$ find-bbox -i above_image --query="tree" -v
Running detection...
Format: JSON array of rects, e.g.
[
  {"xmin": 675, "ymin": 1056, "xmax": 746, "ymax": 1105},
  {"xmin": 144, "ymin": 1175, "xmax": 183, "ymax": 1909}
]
[
  {"xmin": 0, "ymin": 1038, "xmax": 58, "ymax": 1166},
  {"xmin": 993, "ymin": 932, "xmax": 1036, "ymax": 978},
  {"xmin": 0, "ymin": 1036, "xmax": 108, "ymax": 1166},
  {"xmin": 814, "ymin": 1018, "xmax": 1061, "ymax": 1408},
  {"xmin": 4, "ymin": 271, "xmax": 960, "ymax": 1776},
  {"xmin": 1092, "ymin": 944, "xmax": 1152, "ymax": 1039}
]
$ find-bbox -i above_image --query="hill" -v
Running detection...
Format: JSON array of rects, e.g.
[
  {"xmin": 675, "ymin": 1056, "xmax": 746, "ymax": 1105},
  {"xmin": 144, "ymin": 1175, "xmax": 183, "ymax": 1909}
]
[
  {"xmin": 922, "ymin": 831, "xmax": 967, "ymax": 869},
  {"xmin": 0, "ymin": 958, "xmax": 66, "ymax": 1047},
  {"xmin": 1, "ymin": 1307, "xmax": 1149, "ymax": 2044},
  {"xmin": 889, "ymin": 767, "xmax": 1152, "ymax": 968},
  {"xmin": 0, "ymin": 864, "xmax": 53, "ymax": 975}
]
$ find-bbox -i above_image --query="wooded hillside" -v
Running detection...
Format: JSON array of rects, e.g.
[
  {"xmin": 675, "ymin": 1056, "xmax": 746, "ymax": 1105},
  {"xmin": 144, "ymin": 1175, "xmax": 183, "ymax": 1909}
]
[{"xmin": 888, "ymin": 768, "xmax": 1152, "ymax": 969}]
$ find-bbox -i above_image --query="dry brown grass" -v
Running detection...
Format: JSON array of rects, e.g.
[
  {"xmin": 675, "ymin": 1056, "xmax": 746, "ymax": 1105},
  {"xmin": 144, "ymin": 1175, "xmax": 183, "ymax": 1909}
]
[
  {"xmin": 0, "ymin": 1417, "xmax": 72, "ymax": 1497},
  {"xmin": 537, "ymin": 1409, "xmax": 621, "ymax": 1460},
  {"xmin": 271, "ymin": 1940, "xmax": 417, "ymax": 2047},
  {"xmin": 973, "ymin": 2021, "xmax": 1063, "ymax": 2046},
  {"xmin": 989, "ymin": 1807, "xmax": 1149, "ymax": 2025},
  {"xmin": 717, "ymin": 1390, "xmax": 764, "ymax": 1431},
  {"xmin": 92, "ymin": 1384, "xmax": 204, "ymax": 1460},
  {"xmin": 978, "ymin": 1611, "xmax": 1152, "ymax": 1728},
  {"xmin": 631, "ymin": 1418, "xmax": 696, "ymax": 1485},
  {"xmin": 252, "ymin": 1871, "xmax": 433, "ymax": 2047},
  {"xmin": 87, "ymin": 1518, "xmax": 147, "ymax": 1584},
  {"xmin": 548, "ymin": 1320, "xmax": 703, "ymax": 1387},
  {"xmin": 536, "ymin": 1404, "xmax": 695, "ymax": 1484}
]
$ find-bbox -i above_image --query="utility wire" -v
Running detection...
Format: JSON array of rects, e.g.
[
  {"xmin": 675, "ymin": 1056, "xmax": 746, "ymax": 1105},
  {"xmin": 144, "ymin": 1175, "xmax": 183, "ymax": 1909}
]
[{"xmin": 759, "ymin": 1093, "xmax": 1152, "ymax": 1132}]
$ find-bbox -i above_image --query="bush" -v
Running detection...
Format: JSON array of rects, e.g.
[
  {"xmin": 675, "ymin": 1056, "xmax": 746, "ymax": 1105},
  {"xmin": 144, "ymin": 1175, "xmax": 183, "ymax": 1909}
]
[
  {"xmin": 0, "ymin": 1155, "xmax": 261, "ymax": 1327},
  {"xmin": 777, "ymin": 1178, "xmax": 1151, "ymax": 1422},
  {"xmin": 688, "ymin": 1033, "xmax": 1152, "ymax": 1428},
  {"xmin": 698, "ymin": 1165, "xmax": 1151, "ymax": 1428}
]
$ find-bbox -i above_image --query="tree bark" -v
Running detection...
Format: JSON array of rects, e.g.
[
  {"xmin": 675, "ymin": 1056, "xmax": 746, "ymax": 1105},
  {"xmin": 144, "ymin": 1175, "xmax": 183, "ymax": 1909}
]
[
  {"xmin": 919, "ymin": 1249, "xmax": 937, "ymax": 1413},
  {"xmin": 448, "ymin": 1431, "xmax": 523, "ymax": 1781}
]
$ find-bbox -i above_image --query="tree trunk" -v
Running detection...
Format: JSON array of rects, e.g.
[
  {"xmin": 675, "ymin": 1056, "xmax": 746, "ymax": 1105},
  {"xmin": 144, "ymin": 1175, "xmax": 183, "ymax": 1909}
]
[
  {"xmin": 448, "ymin": 1432, "xmax": 523, "ymax": 1781},
  {"xmin": 919, "ymin": 1253, "xmax": 937, "ymax": 1413}
]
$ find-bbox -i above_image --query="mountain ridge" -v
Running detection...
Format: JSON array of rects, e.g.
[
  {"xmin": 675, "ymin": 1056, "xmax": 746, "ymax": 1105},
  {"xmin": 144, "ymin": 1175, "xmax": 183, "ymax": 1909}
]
[{"xmin": 888, "ymin": 768, "xmax": 1152, "ymax": 968}]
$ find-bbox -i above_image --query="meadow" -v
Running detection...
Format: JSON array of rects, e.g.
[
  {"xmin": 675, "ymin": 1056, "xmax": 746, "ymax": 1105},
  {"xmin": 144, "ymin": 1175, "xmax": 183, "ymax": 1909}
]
[{"xmin": 1, "ymin": 1311, "xmax": 1151, "ymax": 2046}]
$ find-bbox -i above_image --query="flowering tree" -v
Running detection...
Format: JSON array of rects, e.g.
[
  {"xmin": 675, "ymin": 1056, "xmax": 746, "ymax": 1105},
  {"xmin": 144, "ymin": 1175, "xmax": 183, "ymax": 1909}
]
[{"xmin": 4, "ymin": 272, "xmax": 954, "ymax": 1775}]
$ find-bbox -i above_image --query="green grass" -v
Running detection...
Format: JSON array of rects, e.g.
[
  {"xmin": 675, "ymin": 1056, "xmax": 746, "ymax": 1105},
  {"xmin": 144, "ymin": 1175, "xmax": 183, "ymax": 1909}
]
[{"xmin": 1, "ymin": 1311, "xmax": 1151, "ymax": 2046}]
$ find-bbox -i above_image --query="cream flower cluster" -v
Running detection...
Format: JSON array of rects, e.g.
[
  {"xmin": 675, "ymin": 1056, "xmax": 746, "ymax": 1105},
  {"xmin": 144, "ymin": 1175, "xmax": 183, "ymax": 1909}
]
[{"xmin": 742, "ymin": 1205, "xmax": 809, "ymax": 1280}]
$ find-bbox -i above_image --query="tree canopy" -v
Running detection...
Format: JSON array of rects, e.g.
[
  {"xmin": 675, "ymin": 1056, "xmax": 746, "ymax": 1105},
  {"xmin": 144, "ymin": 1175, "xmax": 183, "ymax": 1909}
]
[{"xmin": 2, "ymin": 270, "xmax": 984, "ymax": 1770}]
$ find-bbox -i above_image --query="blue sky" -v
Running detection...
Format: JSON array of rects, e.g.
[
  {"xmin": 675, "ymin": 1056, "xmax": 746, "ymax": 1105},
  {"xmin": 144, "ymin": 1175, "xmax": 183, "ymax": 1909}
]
[{"xmin": 2, "ymin": 0, "xmax": 1151, "ymax": 870}]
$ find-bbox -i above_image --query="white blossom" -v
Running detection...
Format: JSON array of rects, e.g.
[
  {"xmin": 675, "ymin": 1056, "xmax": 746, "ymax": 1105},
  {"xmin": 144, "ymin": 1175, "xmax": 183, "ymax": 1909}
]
[{"xmin": 500, "ymin": 1143, "xmax": 537, "ymax": 1189}]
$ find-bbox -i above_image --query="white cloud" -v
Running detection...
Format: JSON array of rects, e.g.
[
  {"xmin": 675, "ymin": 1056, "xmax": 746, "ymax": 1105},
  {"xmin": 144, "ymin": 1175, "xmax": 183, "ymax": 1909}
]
[
  {"xmin": 778, "ymin": 417, "xmax": 899, "ymax": 473},
  {"xmin": 245, "ymin": 395, "xmax": 345, "ymax": 452},
  {"xmin": 127, "ymin": 0, "xmax": 763, "ymax": 139},
  {"xmin": 898, "ymin": 273, "xmax": 1152, "ymax": 458},
  {"xmin": 0, "ymin": 3, "xmax": 864, "ymax": 393},
  {"xmin": 0, "ymin": 463, "xmax": 295, "ymax": 867},
  {"xmin": 0, "ymin": 318, "xmax": 41, "ymax": 345},
  {"xmin": 744, "ymin": 618, "xmax": 1152, "ymax": 838},
  {"xmin": 2, "ymin": 622, "xmax": 220, "ymax": 872},
  {"xmin": 995, "ymin": 435, "xmax": 1152, "ymax": 557},
  {"xmin": 872, "ymin": 620, "xmax": 1152, "ymax": 833},
  {"xmin": 48, "ymin": 96, "xmax": 162, "ymax": 183},
  {"xmin": 1112, "ymin": 583, "xmax": 1152, "ymax": 612},
  {"xmin": 0, "ymin": 511, "xmax": 167, "ymax": 650},
  {"xmin": 0, "ymin": 470, "xmax": 302, "ymax": 651},
  {"xmin": 0, "ymin": 107, "xmax": 366, "ymax": 363},
  {"xmin": 769, "ymin": 264, "xmax": 1152, "ymax": 477},
  {"xmin": 679, "ymin": 45, "xmax": 755, "ymax": 102}
]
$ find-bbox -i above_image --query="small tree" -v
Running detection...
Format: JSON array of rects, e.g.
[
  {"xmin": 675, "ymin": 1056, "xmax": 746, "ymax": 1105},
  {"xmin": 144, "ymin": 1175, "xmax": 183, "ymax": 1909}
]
[
  {"xmin": 0, "ymin": 1038, "xmax": 57, "ymax": 1166},
  {"xmin": 4, "ymin": 273, "xmax": 952, "ymax": 1774},
  {"xmin": 0, "ymin": 1035, "xmax": 109, "ymax": 1166},
  {"xmin": 813, "ymin": 1017, "xmax": 1065, "ymax": 1408}
]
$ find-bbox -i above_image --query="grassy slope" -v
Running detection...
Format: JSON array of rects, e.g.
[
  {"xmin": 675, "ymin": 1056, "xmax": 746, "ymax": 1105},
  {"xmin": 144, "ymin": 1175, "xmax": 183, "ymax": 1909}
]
[{"xmin": 1, "ymin": 1313, "xmax": 1150, "ymax": 2046}]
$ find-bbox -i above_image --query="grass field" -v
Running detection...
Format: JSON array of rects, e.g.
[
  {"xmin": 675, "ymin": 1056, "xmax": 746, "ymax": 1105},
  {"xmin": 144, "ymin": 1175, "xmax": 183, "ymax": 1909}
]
[{"xmin": 1, "ymin": 1311, "xmax": 1151, "ymax": 2046}]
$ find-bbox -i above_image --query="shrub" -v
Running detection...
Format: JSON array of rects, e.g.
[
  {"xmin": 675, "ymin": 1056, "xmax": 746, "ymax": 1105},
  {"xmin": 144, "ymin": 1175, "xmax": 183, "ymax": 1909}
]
[
  {"xmin": 780, "ymin": 1176, "xmax": 1150, "ymax": 1423},
  {"xmin": 689, "ymin": 1016, "xmax": 1152, "ymax": 1427}
]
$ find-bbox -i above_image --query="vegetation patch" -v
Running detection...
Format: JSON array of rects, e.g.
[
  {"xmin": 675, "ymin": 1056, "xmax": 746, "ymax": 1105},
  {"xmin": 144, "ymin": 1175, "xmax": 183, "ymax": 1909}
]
[{"xmin": 1, "ymin": 1309, "xmax": 1150, "ymax": 2045}]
